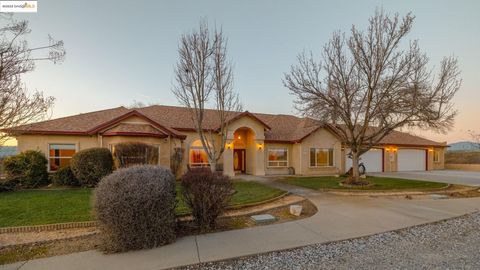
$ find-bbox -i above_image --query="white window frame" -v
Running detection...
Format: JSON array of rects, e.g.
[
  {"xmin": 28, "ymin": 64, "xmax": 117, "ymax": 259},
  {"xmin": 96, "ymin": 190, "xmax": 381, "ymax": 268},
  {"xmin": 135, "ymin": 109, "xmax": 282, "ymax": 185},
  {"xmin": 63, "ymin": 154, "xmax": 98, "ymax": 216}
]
[
  {"xmin": 47, "ymin": 143, "xmax": 77, "ymax": 172},
  {"xmin": 309, "ymin": 148, "xmax": 335, "ymax": 167},
  {"xmin": 189, "ymin": 146, "xmax": 210, "ymax": 167},
  {"xmin": 433, "ymin": 149, "xmax": 440, "ymax": 163},
  {"xmin": 267, "ymin": 148, "xmax": 288, "ymax": 168}
]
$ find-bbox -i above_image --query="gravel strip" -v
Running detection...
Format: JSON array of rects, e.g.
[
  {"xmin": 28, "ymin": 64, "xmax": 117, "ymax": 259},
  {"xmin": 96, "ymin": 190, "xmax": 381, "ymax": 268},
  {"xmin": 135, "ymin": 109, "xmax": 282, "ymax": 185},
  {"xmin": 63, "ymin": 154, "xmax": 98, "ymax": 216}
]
[{"xmin": 179, "ymin": 212, "xmax": 480, "ymax": 269}]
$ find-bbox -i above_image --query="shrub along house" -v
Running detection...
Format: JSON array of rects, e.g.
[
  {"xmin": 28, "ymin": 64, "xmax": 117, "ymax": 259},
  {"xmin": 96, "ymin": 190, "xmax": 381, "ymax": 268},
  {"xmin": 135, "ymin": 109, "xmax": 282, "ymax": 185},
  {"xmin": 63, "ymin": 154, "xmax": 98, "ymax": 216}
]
[{"xmin": 5, "ymin": 105, "xmax": 447, "ymax": 176}]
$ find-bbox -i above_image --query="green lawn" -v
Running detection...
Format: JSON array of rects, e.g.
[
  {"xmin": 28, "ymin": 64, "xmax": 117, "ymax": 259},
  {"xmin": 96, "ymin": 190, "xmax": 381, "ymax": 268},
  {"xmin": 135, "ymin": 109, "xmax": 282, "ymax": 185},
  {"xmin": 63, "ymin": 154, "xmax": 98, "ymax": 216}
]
[
  {"xmin": 0, "ymin": 181, "xmax": 286, "ymax": 228},
  {"xmin": 281, "ymin": 176, "xmax": 448, "ymax": 191}
]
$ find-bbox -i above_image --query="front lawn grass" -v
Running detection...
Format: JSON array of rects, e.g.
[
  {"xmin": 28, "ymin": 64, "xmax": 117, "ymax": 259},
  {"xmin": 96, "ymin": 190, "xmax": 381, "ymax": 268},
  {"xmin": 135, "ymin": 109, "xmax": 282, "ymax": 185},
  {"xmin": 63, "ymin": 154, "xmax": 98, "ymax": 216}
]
[
  {"xmin": 281, "ymin": 176, "xmax": 448, "ymax": 191},
  {"xmin": 0, "ymin": 181, "xmax": 286, "ymax": 228}
]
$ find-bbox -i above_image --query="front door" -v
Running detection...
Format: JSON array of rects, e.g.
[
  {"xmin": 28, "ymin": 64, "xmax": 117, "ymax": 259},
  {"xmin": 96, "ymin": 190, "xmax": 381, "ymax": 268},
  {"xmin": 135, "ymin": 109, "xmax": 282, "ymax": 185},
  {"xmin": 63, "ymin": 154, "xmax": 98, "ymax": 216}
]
[{"xmin": 234, "ymin": 149, "xmax": 246, "ymax": 173}]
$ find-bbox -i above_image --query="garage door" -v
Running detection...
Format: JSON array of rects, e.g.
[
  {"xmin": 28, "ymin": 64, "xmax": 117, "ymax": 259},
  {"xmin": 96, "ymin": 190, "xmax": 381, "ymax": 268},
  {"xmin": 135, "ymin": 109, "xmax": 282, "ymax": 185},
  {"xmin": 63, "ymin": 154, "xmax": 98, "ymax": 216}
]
[
  {"xmin": 346, "ymin": 148, "xmax": 383, "ymax": 173},
  {"xmin": 397, "ymin": 149, "xmax": 426, "ymax": 171}
]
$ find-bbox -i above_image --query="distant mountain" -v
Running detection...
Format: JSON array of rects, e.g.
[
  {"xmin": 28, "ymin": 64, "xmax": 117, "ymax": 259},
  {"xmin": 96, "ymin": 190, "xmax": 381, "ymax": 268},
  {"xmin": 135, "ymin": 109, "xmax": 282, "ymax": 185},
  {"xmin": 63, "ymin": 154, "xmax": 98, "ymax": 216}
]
[
  {"xmin": 0, "ymin": 146, "xmax": 18, "ymax": 158},
  {"xmin": 448, "ymin": 141, "xmax": 480, "ymax": 152}
]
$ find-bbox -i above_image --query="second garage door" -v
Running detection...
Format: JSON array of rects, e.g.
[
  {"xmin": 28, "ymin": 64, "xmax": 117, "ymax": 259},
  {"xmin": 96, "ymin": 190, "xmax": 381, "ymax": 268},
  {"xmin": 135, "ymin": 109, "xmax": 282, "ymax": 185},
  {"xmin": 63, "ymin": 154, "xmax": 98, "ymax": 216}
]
[
  {"xmin": 397, "ymin": 149, "xmax": 426, "ymax": 171},
  {"xmin": 346, "ymin": 148, "xmax": 383, "ymax": 173}
]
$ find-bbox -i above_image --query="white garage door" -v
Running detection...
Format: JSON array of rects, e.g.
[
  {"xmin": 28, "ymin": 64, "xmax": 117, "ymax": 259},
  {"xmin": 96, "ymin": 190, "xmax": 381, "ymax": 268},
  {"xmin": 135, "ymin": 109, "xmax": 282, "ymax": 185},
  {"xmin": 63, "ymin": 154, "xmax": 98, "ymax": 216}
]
[
  {"xmin": 345, "ymin": 148, "xmax": 383, "ymax": 173},
  {"xmin": 397, "ymin": 149, "xmax": 426, "ymax": 171}
]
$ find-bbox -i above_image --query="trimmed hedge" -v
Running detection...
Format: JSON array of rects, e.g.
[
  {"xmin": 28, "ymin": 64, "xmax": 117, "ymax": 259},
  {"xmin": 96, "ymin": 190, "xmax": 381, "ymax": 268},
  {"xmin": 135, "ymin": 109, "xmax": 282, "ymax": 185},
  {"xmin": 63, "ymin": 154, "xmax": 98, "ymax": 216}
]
[
  {"xmin": 3, "ymin": 150, "xmax": 49, "ymax": 188},
  {"xmin": 70, "ymin": 148, "xmax": 113, "ymax": 187},
  {"xmin": 181, "ymin": 168, "xmax": 233, "ymax": 231},
  {"xmin": 51, "ymin": 165, "xmax": 79, "ymax": 186},
  {"xmin": 94, "ymin": 165, "xmax": 176, "ymax": 252}
]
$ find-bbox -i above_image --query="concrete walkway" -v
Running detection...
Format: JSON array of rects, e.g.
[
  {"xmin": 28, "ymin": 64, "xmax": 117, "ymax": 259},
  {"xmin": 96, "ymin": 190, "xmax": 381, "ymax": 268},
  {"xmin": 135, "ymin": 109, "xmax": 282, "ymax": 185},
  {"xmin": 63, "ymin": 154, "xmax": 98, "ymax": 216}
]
[{"xmin": 3, "ymin": 179, "xmax": 480, "ymax": 270}]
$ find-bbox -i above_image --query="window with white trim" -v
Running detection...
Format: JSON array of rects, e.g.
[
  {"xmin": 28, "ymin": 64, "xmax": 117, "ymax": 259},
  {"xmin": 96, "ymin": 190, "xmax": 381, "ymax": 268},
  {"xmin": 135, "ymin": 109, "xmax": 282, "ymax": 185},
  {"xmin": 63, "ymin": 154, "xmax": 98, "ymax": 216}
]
[
  {"xmin": 309, "ymin": 148, "xmax": 334, "ymax": 167},
  {"xmin": 48, "ymin": 144, "xmax": 76, "ymax": 171},
  {"xmin": 433, "ymin": 150, "xmax": 440, "ymax": 163},
  {"xmin": 267, "ymin": 148, "xmax": 288, "ymax": 167}
]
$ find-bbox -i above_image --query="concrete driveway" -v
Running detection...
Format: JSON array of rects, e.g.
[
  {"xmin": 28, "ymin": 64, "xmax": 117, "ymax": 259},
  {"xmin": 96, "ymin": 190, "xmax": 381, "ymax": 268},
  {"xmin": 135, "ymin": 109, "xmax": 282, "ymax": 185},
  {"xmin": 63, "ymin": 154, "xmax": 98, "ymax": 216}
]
[{"xmin": 369, "ymin": 170, "xmax": 480, "ymax": 186}]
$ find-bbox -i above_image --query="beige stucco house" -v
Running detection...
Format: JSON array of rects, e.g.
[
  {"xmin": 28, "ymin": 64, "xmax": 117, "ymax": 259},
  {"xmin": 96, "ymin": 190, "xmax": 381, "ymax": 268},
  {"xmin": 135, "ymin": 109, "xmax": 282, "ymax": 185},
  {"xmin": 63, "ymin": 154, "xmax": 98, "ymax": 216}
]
[{"xmin": 6, "ymin": 105, "xmax": 447, "ymax": 177}]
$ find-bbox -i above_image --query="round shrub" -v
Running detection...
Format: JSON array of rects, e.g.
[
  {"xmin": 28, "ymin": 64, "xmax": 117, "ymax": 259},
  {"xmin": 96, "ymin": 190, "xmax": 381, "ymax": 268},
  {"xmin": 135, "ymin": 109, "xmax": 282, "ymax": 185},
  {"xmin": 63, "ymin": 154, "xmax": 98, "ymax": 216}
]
[
  {"xmin": 70, "ymin": 148, "xmax": 113, "ymax": 187},
  {"xmin": 181, "ymin": 168, "xmax": 233, "ymax": 232},
  {"xmin": 94, "ymin": 165, "xmax": 176, "ymax": 252},
  {"xmin": 51, "ymin": 165, "xmax": 79, "ymax": 186},
  {"xmin": 3, "ymin": 150, "xmax": 49, "ymax": 188}
]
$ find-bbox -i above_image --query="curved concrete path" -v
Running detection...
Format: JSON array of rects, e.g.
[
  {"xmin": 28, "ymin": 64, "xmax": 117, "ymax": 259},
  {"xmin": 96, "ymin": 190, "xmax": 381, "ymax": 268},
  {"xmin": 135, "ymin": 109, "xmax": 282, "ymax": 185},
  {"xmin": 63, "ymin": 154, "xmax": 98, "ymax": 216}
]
[{"xmin": 3, "ymin": 179, "xmax": 480, "ymax": 270}]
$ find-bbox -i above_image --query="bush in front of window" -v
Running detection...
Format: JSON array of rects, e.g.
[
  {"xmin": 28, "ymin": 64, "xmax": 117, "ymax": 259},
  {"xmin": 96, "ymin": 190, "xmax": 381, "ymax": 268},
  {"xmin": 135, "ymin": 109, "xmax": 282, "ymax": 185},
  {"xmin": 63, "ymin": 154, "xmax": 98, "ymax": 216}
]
[
  {"xmin": 51, "ymin": 165, "xmax": 79, "ymax": 186},
  {"xmin": 3, "ymin": 150, "xmax": 49, "ymax": 188},
  {"xmin": 112, "ymin": 142, "xmax": 159, "ymax": 168},
  {"xmin": 94, "ymin": 165, "xmax": 176, "ymax": 253},
  {"xmin": 71, "ymin": 148, "xmax": 114, "ymax": 187},
  {"xmin": 181, "ymin": 168, "xmax": 233, "ymax": 232}
]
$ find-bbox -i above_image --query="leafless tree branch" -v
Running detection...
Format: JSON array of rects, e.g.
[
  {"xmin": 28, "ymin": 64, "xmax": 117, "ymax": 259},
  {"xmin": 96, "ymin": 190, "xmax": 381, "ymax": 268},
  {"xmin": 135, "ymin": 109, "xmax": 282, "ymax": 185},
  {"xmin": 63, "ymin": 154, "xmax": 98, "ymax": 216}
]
[{"xmin": 283, "ymin": 8, "xmax": 461, "ymax": 183}]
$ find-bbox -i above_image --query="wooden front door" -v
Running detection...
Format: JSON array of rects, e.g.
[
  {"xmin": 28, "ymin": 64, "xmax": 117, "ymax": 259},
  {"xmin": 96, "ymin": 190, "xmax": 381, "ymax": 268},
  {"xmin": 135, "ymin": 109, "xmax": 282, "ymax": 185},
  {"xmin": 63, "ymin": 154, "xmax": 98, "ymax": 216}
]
[{"xmin": 234, "ymin": 149, "xmax": 246, "ymax": 173}]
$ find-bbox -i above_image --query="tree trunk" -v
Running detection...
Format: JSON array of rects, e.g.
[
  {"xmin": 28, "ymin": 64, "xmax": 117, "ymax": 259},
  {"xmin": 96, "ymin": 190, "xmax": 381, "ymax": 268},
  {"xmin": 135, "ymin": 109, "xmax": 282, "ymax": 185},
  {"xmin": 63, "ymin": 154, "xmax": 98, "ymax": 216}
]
[
  {"xmin": 209, "ymin": 160, "xmax": 217, "ymax": 173},
  {"xmin": 349, "ymin": 150, "xmax": 361, "ymax": 184}
]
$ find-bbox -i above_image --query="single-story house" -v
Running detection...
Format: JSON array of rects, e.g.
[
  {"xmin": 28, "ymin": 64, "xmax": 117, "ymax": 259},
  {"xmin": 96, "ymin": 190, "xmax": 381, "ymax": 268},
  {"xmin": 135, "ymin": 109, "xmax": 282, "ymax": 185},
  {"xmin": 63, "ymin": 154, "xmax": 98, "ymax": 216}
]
[{"xmin": 5, "ymin": 105, "xmax": 446, "ymax": 176}]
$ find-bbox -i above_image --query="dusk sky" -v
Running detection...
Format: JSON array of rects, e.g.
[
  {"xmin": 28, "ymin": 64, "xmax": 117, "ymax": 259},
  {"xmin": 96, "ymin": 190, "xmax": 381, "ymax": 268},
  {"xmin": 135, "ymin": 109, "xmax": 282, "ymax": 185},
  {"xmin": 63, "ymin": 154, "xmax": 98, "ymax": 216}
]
[{"xmin": 13, "ymin": 0, "xmax": 480, "ymax": 144}]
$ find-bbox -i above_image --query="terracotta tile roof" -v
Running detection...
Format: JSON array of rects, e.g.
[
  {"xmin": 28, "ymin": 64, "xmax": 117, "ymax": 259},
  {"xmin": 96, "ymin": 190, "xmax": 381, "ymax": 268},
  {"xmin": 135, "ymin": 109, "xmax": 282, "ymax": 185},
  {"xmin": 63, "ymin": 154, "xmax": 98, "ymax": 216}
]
[
  {"xmin": 7, "ymin": 104, "xmax": 445, "ymax": 147},
  {"xmin": 102, "ymin": 123, "xmax": 168, "ymax": 137}
]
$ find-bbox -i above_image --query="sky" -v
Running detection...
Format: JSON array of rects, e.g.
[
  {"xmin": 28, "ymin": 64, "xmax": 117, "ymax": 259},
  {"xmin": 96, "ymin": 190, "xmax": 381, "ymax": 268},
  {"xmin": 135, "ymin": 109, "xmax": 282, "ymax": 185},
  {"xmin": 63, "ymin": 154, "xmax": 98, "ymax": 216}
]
[{"xmin": 7, "ymin": 0, "xmax": 480, "ymax": 145}]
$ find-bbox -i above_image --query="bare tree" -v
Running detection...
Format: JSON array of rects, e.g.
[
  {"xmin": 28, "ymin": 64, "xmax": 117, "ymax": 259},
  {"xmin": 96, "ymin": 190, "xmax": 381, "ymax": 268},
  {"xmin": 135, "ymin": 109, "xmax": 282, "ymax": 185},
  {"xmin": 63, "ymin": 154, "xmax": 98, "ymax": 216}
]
[
  {"xmin": 173, "ymin": 20, "xmax": 242, "ymax": 173},
  {"xmin": 467, "ymin": 130, "xmax": 480, "ymax": 150},
  {"xmin": 284, "ymin": 9, "xmax": 461, "ymax": 184},
  {"xmin": 1, "ymin": 17, "xmax": 65, "ymax": 144}
]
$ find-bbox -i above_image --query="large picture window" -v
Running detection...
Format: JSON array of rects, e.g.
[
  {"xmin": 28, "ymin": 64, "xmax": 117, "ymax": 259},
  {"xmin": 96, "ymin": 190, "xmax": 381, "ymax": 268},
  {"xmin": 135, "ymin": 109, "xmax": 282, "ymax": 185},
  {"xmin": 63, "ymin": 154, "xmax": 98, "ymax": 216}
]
[
  {"xmin": 189, "ymin": 140, "xmax": 210, "ymax": 167},
  {"xmin": 49, "ymin": 144, "xmax": 76, "ymax": 171},
  {"xmin": 310, "ymin": 148, "xmax": 334, "ymax": 167},
  {"xmin": 267, "ymin": 148, "xmax": 288, "ymax": 167}
]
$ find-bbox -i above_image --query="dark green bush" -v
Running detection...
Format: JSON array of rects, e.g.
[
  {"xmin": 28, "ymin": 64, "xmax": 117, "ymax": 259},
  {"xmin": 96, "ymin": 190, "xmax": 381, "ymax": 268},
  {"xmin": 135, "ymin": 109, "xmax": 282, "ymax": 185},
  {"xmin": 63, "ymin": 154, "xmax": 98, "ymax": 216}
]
[
  {"xmin": 94, "ymin": 165, "xmax": 176, "ymax": 252},
  {"xmin": 70, "ymin": 148, "xmax": 113, "ymax": 187},
  {"xmin": 113, "ymin": 142, "xmax": 159, "ymax": 168},
  {"xmin": 3, "ymin": 150, "xmax": 49, "ymax": 188},
  {"xmin": 181, "ymin": 168, "xmax": 233, "ymax": 232},
  {"xmin": 51, "ymin": 165, "xmax": 79, "ymax": 186},
  {"xmin": 0, "ymin": 178, "xmax": 18, "ymax": 192}
]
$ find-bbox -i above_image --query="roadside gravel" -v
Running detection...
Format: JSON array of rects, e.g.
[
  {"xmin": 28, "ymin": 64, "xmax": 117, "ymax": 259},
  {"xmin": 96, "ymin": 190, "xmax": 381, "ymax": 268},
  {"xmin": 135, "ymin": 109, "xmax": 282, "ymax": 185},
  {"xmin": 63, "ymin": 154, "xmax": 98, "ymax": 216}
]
[{"xmin": 179, "ymin": 211, "xmax": 480, "ymax": 269}]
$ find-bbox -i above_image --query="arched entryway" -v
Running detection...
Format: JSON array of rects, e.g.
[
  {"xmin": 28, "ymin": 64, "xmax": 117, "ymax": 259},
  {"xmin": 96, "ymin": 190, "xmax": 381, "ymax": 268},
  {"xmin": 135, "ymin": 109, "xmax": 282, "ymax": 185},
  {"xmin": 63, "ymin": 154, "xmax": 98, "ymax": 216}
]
[{"xmin": 232, "ymin": 127, "xmax": 256, "ymax": 174}]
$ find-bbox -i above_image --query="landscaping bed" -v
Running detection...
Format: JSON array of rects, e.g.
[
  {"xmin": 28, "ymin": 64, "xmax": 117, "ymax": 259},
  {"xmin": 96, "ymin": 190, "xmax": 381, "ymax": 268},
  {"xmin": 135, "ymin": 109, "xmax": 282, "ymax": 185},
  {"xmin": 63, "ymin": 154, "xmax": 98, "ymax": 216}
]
[
  {"xmin": 0, "ymin": 198, "xmax": 316, "ymax": 265},
  {"xmin": 280, "ymin": 176, "xmax": 449, "ymax": 192},
  {"xmin": 0, "ymin": 180, "xmax": 287, "ymax": 228}
]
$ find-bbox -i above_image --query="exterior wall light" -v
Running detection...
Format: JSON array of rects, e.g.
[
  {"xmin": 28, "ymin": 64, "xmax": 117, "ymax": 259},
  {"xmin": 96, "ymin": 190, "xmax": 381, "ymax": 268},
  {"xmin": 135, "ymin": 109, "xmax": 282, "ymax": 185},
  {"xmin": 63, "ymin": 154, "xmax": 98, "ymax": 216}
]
[
  {"xmin": 225, "ymin": 143, "xmax": 233, "ymax": 150},
  {"xmin": 257, "ymin": 143, "xmax": 263, "ymax": 150},
  {"xmin": 428, "ymin": 148, "xmax": 434, "ymax": 152}
]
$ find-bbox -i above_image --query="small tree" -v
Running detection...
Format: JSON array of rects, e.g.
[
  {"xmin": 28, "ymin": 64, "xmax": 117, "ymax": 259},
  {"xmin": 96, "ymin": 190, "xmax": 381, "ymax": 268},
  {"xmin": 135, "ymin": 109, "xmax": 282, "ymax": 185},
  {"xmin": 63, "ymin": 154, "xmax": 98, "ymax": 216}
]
[
  {"xmin": 0, "ymin": 17, "xmax": 65, "ymax": 145},
  {"xmin": 284, "ymin": 9, "xmax": 460, "ymax": 184},
  {"xmin": 173, "ymin": 20, "xmax": 242, "ymax": 172},
  {"xmin": 181, "ymin": 168, "xmax": 233, "ymax": 232}
]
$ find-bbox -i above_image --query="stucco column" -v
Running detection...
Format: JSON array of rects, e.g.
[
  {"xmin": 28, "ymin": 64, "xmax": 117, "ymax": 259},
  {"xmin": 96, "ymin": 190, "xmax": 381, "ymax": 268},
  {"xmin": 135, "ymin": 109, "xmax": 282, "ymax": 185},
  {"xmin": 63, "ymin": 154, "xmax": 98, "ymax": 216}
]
[
  {"xmin": 254, "ymin": 139, "xmax": 265, "ymax": 176},
  {"xmin": 223, "ymin": 130, "xmax": 235, "ymax": 177}
]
